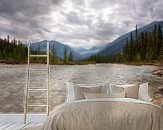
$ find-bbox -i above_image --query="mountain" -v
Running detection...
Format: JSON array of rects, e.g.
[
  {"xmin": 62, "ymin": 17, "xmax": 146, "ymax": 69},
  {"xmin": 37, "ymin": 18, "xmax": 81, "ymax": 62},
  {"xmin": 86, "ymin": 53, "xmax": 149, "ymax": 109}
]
[
  {"xmin": 99, "ymin": 21, "xmax": 163, "ymax": 56},
  {"xmin": 89, "ymin": 46, "xmax": 101, "ymax": 53},
  {"xmin": 74, "ymin": 46, "xmax": 100, "ymax": 54},
  {"xmin": 30, "ymin": 40, "xmax": 82, "ymax": 60},
  {"xmin": 73, "ymin": 46, "xmax": 105, "ymax": 58}
]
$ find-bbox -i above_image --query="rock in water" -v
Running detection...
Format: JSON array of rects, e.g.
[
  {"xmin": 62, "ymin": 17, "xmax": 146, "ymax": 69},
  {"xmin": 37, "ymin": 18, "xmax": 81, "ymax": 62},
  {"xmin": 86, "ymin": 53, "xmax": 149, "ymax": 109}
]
[{"xmin": 153, "ymin": 69, "xmax": 163, "ymax": 77}]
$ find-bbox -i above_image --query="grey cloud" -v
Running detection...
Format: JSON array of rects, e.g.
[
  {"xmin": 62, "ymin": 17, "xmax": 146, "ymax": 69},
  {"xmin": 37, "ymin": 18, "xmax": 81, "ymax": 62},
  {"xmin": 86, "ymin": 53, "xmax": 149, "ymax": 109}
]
[
  {"xmin": 0, "ymin": 0, "xmax": 49, "ymax": 16},
  {"xmin": 0, "ymin": 0, "xmax": 63, "ymax": 40},
  {"xmin": 51, "ymin": 0, "xmax": 64, "ymax": 4},
  {"xmin": 71, "ymin": 0, "xmax": 85, "ymax": 5},
  {"xmin": 89, "ymin": 0, "xmax": 117, "ymax": 9},
  {"xmin": 122, "ymin": 20, "xmax": 133, "ymax": 26},
  {"xmin": 148, "ymin": 1, "xmax": 163, "ymax": 19},
  {"xmin": 0, "ymin": 0, "xmax": 163, "ymax": 48},
  {"xmin": 62, "ymin": 10, "xmax": 93, "ymax": 28},
  {"xmin": 62, "ymin": 11, "xmax": 84, "ymax": 25}
]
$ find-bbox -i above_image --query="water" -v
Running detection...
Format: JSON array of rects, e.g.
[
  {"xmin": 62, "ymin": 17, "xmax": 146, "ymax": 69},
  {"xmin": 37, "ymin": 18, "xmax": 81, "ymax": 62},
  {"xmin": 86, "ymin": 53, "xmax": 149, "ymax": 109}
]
[{"xmin": 0, "ymin": 64, "xmax": 162, "ymax": 113}]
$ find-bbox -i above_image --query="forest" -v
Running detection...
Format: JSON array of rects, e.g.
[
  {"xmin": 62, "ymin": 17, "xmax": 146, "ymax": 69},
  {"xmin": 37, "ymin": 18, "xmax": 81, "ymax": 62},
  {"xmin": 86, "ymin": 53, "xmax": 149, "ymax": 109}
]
[
  {"xmin": 0, "ymin": 36, "xmax": 27, "ymax": 63},
  {"xmin": 0, "ymin": 24, "xmax": 163, "ymax": 64},
  {"xmin": 87, "ymin": 24, "xmax": 163, "ymax": 64},
  {"xmin": 0, "ymin": 36, "xmax": 74, "ymax": 64}
]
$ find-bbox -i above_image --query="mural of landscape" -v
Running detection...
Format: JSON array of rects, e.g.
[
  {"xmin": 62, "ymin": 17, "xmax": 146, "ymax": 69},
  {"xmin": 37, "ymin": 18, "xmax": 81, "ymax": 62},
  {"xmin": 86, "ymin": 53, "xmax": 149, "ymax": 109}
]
[{"xmin": 0, "ymin": 1, "xmax": 163, "ymax": 129}]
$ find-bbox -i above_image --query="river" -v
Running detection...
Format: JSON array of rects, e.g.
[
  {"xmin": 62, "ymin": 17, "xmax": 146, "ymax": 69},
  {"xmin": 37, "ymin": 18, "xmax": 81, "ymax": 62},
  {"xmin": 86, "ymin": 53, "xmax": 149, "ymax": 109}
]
[{"xmin": 0, "ymin": 64, "xmax": 162, "ymax": 113}]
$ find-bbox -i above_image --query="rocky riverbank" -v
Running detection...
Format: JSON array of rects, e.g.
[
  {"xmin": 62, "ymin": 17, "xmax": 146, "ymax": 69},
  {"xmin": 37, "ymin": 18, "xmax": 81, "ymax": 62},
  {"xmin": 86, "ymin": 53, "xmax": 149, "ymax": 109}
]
[
  {"xmin": 0, "ymin": 64, "xmax": 24, "ymax": 68},
  {"xmin": 151, "ymin": 65, "xmax": 163, "ymax": 107}
]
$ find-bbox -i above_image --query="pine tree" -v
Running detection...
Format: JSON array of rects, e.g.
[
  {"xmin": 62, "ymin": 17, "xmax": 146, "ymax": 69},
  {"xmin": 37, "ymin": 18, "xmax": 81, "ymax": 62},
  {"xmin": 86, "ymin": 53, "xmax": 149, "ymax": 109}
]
[
  {"xmin": 158, "ymin": 25, "xmax": 162, "ymax": 57},
  {"xmin": 7, "ymin": 35, "xmax": 10, "ymax": 43},
  {"xmin": 135, "ymin": 25, "xmax": 138, "ymax": 43},
  {"xmin": 68, "ymin": 51, "xmax": 74, "ymax": 63},
  {"xmin": 135, "ymin": 24, "xmax": 141, "ymax": 61},
  {"xmin": 63, "ymin": 48, "xmax": 67, "ymax": 64},
  {"xmin": 129, "ymin": 32, "xmax": 134, "ymax": 61},
  {"xmin": 37, "ymin": 45, "xmax": 40, "ymax": 54},
  {"xmin": 146, "ymin": 32, "xmax": 153, "ymax": 62},
  {"xmin": 52, "ymin": 45, "xmax": 58, "ymax": 64},
  {"xmin": 123, "ymin": 39, "xmax": 129, "ymax": 62},
  {"xmin": 135, "ymin": 25, "xmax": 139, "ymax": 52},
  {"xmin": 152, "ymin": 24, "xmax": 158, "ymax": 60},
  {"xmin": 140, "ymin": 32, "xmax": 146, "ymax": 61}
]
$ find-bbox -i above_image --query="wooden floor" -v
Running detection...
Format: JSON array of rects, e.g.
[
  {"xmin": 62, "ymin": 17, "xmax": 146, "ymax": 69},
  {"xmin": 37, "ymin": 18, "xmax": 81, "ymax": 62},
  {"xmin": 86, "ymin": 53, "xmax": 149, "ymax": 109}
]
[
  {"xmin": 0, "ymin": 113, "xmax": 46, "ymax": 130},
  {"xmin": 0, "ymin": 122, "xmax": 43, "ymax": 130}
]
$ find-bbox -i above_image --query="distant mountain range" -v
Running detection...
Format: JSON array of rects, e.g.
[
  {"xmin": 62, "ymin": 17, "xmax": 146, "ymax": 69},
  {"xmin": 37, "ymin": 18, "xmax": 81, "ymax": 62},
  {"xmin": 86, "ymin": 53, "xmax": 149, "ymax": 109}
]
[
  {"xmin": 30, "ymin": 40, "xmax": 82, "ymax": 60},
  {"xmin": 98, "ymin": 21, "xmax": 163, "ymax": 56},
  {"xmin": 30, "ymin": 21, "xmax": 163, "ymax": 60},
  {"xmin": 73, "ymin": 46, "xmax": 104, "ymax": 58},
  {"xmin": 30, "ymin": 40, "xmax": 103, "ymax": 60}
]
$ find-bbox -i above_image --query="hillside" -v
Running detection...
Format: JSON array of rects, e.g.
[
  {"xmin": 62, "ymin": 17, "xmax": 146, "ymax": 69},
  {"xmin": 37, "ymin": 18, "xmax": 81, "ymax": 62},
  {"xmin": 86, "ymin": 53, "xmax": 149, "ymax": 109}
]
[
  {"xmin": 30, "ymin": 40, "xmax": 82, "ymax": 60},
  {"xmin": 99, "ymin": 21, "xmax": 163, "ymax": 56}
]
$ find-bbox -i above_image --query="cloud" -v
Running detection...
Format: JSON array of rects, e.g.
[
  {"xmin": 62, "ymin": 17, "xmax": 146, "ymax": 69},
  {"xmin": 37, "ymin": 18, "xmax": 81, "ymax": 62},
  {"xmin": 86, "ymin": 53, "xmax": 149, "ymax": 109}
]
[{"xmin": 0, "ymin": 0, "xmax": 163, "ymax": 48}]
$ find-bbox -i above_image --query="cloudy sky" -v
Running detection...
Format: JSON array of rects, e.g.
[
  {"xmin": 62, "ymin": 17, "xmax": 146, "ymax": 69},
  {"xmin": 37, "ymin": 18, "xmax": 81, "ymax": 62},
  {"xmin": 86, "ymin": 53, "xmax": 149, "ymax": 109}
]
[{"xmin": 0, "ymin": 0, "xmax": 163, "ymax": 48}]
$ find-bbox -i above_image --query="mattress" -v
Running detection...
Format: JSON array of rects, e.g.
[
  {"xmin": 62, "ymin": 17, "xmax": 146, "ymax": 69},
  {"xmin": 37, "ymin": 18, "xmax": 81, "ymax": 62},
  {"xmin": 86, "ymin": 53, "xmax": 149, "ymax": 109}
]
[{"xmin": 42, "ymin": 98, "xmax": 163, "ymax": 130}]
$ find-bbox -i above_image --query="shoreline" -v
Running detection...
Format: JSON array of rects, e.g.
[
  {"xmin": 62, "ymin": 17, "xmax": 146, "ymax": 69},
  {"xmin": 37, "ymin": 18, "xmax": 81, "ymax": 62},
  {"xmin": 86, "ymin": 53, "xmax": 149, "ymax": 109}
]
[
  {"xmin": 0, "ymin": 63, "xmax": 25, "ymax": 68},
  {"xmin": 0, "ymin": 62, "xmax": 162, "ymax": 66}
]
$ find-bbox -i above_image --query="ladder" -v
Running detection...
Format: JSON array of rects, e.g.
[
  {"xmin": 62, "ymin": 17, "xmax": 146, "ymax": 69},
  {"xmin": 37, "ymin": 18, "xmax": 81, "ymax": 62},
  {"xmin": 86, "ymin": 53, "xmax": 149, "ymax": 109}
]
[{"xmin": 24, "ymin": 41, "xmax": 50, "ymax": 124}]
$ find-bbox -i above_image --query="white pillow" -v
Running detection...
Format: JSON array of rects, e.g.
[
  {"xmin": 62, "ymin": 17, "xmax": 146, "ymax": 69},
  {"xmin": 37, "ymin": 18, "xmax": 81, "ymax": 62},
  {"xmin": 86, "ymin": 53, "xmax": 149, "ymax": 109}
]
[
  {"xmin": 65, "ymin": 82, "xmax": 75, "ymax": 103},
  {"xmin": 84, "ymin": 93, "xmax": 126, "ymax": 99},
  {"xmin": 111, "ymin": 83, "xmax": 140, "ymax": 99},
  {"xmin": 65, "ymin": 81, "xmax": 112, "ymax": 103},
  {"xmin": 138, "ymin": 83, "xmax": 149, "ymax": 102}
]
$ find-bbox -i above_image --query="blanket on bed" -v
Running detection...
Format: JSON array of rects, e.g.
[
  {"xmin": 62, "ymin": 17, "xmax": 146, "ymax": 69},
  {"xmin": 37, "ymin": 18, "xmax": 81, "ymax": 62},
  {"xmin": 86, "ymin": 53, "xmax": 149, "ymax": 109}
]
[{"xmin": 41, "ymin": 98, "xmax": 163, "ymax": 130}]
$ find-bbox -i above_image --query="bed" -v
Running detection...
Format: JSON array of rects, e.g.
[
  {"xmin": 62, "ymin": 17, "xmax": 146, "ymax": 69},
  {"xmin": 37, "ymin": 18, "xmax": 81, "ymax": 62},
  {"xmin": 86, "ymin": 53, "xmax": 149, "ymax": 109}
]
[{"xmin": 24, "ymin": 82, "xmax": 163, "ymax": 130}]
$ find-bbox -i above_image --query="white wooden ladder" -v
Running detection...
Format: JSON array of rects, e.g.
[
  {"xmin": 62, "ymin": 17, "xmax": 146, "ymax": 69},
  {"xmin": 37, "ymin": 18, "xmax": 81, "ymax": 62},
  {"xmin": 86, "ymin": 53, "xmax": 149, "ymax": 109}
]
[{"xmin": 24, "ymin": 41, "xmax": 50, "ymax": 124}]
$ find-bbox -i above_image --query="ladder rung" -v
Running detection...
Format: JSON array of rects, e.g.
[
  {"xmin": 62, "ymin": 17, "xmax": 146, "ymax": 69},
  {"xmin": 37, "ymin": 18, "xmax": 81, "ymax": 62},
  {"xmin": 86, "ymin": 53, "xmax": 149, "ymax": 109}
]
[
  {"xmin": 28, "ymin": 87, "xmax": 47, "ymax": 90},
  {"xmin": 30, "ymin": 55, "xmax": 47, "ymax": 57},
  {"xmin": 29, "ymin": 68, "xmax": 48, "ymax": 71},
  {"xmin": 28, "ymin": 104, "xmax": 47, "ymax": 107},
  {"xmin": 28, "ymin": 88, "xmax": 47, "ymax": 91}
]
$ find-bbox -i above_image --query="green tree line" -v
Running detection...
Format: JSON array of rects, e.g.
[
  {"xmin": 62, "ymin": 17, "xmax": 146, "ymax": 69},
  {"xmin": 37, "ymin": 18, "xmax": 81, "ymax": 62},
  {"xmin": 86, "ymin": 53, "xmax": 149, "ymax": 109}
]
[
  {"xmin": 87, "ymin": 54, "xmax": 124, "ymax": 63},
  {"xmin": 30, "ymin": 45, "xmax": 74, "ymax": 65},
  {"xmin": 87, "ymin": 24, "xmax": 163, "ymax": 64},
  {"xmin": 123, "ymin": 24, "xmax": 163, "ymax": 63},
  {"xmin": 1, "ymin": 23, "xmax": 162, "ymax": 65},
  {"xmin": 0, "ymin": 36, "xmax": 74, "ymax": 64},
  {"xmin": 50, "ymin": 47, "xmax": 74, "ymax": 65},
  {"xmin": 0, "ymin": 36, "xmax": 27, "ymax": 63}
]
